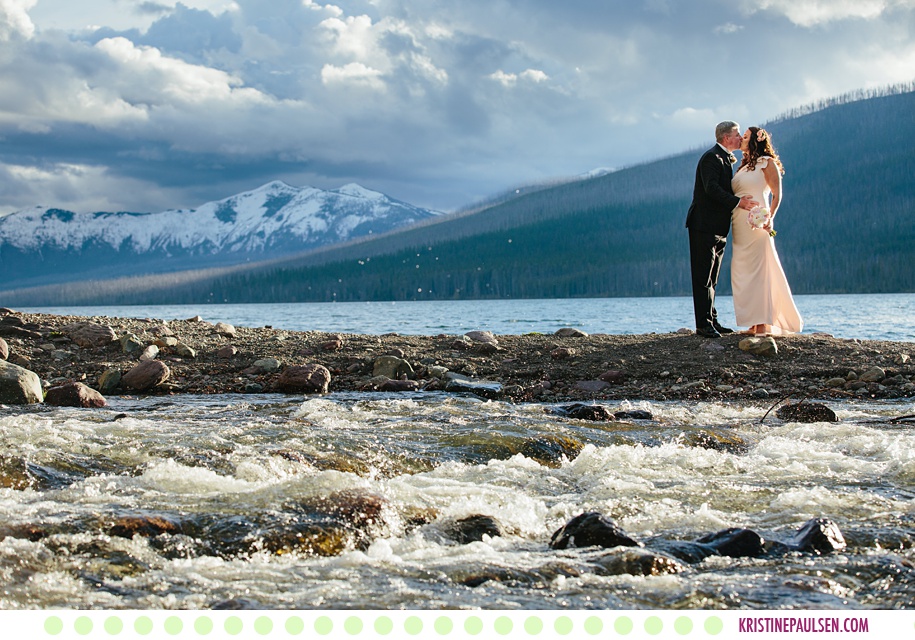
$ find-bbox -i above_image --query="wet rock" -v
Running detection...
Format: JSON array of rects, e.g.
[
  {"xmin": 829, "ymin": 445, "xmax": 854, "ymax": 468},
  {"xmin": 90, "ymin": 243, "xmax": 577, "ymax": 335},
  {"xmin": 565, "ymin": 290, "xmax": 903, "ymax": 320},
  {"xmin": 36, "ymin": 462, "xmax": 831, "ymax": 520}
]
[
  {"xmin": 0, "ymin": 360, "xmax": 43, "ymax": 404},
  {"xmin": 593, "ymin": 547, "xmax": 685, "ymax": 576},
  {"xmin": 684, "ymin": 429, "xmax": 749, "ymax": 454},
  {"xmin": 555, "ymin": 328, "xmax": 588, "ymax": 338},
  {"xmin": 109, "ymin": 515, "xmax": 182, "ymax": 539},
  {"xmin": 695, "ymin": 527, "xmax": 766, "ymax": 558},
  {"xmin": 444, "ymin": 374, "xmax": 503, "ymax": 399},
  {"xmin": 121, "ymin": 360, "xmax": 170, "ymax": 391},
  {"xmin": 373, "ymin": 355, "xmax": 414, "ymax": 379},
  {"xmin": 97, "ymin": 368, "xmax": 122, "ymax": 394},
  {"xmin": 555, "ymin": 403, "xmax": 616, "ymax": 421},
  {"xmin": 275, "ymin": 364, "xmax": 331, "ymax": 394},
  {"xmin": 64, "ymin": 322, "xmax": 118, "ymax": 348},
  {"xmin": 825, "ymin": 377, "xmax": 846, "ymax": 388},
  {"xmin": 0, "ymin": 455, "xmax": 37, "ymax": 490},
  {"xmin": 45, "ymin": 382, "xmax": 107, "ymax": 408},
  {"xmin": 212, "ymin": 598, "xmax": 266, "ymax": 610},
  {"xmin": 776, "ymin": 402, "xmax": 839, "ymax": 423},
  {"xmin": 376, "ymin": 378, "xmax": 421, "ymax": 392},
  {"xmin": 645, "ymin": 538, "xmax": 720, "ymax": 563},
  {"xmin": 614, "ymin": 409, "xmax": 654, "ymax": 420},
  {"xmin": 739, "ymin": 337, "xmax": 778, "ymax": 357},
  {"xmin": 441, "ymin": 515, "xmax": 504, "ymax": 544},
  {"xmin": 519, "ymin": 434, "xmax": 584, "ymax": 467},
  {"xmin": 0, "ymin": 337, "xmax": 8, "ymax": 360},
  {"xmin": 550, "ymin": 512, "xmax": 642, "ymax": 550},
  {"xmin": 781, "ymin": 518, "xmax": 847, "ymax": 555},
  {"xmin": 859, "ymin": 367, "xmax": 886, "ymax": 383}
]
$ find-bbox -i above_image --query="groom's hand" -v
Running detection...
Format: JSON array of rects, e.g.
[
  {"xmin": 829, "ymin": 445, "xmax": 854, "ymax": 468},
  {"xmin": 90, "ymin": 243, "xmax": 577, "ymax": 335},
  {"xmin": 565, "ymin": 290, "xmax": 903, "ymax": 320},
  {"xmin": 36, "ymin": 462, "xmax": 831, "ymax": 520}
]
[{"xmin": 738, "ymin": 196, "xmax": 758, "ymax": 211}]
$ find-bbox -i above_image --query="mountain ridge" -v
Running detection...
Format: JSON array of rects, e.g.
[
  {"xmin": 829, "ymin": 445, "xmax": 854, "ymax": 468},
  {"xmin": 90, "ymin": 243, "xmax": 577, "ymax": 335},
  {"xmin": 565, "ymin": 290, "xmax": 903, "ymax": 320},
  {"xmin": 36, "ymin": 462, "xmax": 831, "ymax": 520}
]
[{"xmin": 0, "ymin": 180, "xmax": 441, "ymax": 289}]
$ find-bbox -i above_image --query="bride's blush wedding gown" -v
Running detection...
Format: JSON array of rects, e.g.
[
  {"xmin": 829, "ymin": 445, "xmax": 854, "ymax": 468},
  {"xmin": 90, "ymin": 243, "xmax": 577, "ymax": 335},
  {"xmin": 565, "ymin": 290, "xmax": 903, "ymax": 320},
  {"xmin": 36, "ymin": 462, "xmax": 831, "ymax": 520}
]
[{"xmin": 730, "ymin": 157, "xmax": 803, "ymax": 334}]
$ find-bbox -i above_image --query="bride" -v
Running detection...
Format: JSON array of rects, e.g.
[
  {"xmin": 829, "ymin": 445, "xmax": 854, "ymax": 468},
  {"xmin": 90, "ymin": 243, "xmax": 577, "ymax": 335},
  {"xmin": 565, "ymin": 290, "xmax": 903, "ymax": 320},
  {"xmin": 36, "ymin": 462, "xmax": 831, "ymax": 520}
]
[{"xmin": 730, "ymin": 127, "xmax": 803, "ymax": 336}]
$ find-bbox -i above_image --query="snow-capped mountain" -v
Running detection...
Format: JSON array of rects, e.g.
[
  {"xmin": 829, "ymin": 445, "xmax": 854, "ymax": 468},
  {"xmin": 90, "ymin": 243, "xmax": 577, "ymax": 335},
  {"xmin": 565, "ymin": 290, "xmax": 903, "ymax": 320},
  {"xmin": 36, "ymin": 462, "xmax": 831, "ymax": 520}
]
[{"xmin": 0, "ymin": 181, "xmax": 441, "ymax": 289}]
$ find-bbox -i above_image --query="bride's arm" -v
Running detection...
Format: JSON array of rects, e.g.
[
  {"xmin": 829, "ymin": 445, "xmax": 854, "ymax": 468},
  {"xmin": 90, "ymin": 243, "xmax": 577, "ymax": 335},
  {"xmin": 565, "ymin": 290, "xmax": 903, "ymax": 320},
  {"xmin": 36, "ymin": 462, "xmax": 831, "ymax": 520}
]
[{"xmin": 762, "ymin": 159, "xmax": 782, "ymax": 218}]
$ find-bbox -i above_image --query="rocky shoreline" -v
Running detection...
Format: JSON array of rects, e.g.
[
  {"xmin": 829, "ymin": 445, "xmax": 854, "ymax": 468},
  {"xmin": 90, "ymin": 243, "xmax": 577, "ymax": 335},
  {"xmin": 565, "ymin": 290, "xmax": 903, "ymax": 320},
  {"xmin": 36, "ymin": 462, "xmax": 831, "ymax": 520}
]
[{"xmin": 1, "ymin": 308, "xmax": 914, "ymax": 406}]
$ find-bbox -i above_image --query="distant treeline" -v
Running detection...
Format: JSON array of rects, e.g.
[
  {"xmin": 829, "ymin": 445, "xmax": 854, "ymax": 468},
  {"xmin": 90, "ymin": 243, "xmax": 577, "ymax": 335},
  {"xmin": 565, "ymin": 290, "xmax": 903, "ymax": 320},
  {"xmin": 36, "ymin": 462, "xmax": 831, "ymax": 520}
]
[{"xmin": 2, "ymin": 85, "xmax": 913, "ymax": 306}]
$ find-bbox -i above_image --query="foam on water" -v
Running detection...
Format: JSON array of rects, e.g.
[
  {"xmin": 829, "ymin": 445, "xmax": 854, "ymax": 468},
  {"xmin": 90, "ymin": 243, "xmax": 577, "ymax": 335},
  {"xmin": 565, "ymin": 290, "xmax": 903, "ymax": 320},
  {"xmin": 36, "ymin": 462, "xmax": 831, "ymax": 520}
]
[{"xmin": 2, "ymin": 393, "xmax": 914, "ymax": 609}]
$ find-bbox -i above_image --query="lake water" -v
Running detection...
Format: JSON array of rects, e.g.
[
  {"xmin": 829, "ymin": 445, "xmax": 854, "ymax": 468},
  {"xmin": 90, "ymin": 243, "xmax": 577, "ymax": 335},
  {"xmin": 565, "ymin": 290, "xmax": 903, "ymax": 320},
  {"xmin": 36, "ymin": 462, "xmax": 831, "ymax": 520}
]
[
  {"xmin": 3, "ymin": 294, "xmax": 914, "ymax": 618},
  {"xmin": 19, "ymin": 293, "xmax": 915, "ymax": 341}
]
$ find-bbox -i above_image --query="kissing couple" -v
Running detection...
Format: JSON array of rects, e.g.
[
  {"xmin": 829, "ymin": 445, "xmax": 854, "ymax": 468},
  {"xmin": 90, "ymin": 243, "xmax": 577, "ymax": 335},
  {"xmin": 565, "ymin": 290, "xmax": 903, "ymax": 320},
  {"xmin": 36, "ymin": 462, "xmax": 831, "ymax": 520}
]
[{"xmin": 685, "ymin": 120, "xmax": 803, "ymax": 338}]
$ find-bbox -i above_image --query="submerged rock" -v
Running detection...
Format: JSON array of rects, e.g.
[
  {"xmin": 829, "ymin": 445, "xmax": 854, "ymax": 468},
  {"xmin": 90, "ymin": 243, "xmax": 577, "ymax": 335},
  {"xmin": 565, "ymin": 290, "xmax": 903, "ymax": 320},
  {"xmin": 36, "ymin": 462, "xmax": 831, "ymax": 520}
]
[
  {"xmin": 550, "ymin": 512, "xmax": 642, "ymax": 550},
  {"xmin": 776, "ymin": 402, "xmax": 839, "ymax": 423},
  {"xmin": 593, "ymin": 547, "xmax": 685, "ymax": 576},
  {"xmin": 519, "ymin": 434, "xmax": 584, "ymax": 467},
  {"xmin": 440, "ymin": 515, "xmax": 504, "ymax": 544},
  {"xmin": 554, "ymin": 403, "xmax": 615, "ymax": 421}
]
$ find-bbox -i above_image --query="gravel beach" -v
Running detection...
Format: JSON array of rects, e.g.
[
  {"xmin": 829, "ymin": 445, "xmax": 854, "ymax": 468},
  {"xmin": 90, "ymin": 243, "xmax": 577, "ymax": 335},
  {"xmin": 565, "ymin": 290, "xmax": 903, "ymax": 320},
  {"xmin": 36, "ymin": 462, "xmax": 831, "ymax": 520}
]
[{"xmin": 2, "ymin": 308, "xmax": 913, "ymax": 404}]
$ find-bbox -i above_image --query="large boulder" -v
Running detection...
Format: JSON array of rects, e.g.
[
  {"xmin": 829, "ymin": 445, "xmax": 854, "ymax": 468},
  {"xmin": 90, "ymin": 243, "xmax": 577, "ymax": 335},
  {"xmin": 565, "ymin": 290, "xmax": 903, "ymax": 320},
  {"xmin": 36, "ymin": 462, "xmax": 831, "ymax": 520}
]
[
  {"xmin": 121, "ymin": 360, "xmax": 170, "ymax": 391},
  {"xmin": 64, "ymin": 322, "xmax": 118, "ymax": 348},
  {"xmin": 275, "ymin": 364, "xmax": 331, "ymax": 394},
  {"xmin": 45, "ymin": 382, "xmax": 107, "ymax": 408},
  {"xmin": 0, "ymin": 337, "xmax": 8, "ymax": 360},
  {"xmin": 0, "ymin": 360, "xmax": 43, "ymax": 404}
]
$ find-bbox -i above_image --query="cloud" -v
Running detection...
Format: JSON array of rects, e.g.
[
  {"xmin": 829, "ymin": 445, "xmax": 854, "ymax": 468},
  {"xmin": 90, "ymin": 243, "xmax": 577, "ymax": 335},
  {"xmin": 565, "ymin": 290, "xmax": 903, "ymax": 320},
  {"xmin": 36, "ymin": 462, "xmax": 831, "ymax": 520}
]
[
  {"xmin": 1, "ymin": 0, "xmax": 914, "ymax": 216},
  {"xmin": 0, "ymin": 0, "xmax": 36, "ymax": 40},
  {"xmin": 321, "ymin": 61, "xmax": 386, "ymax": 89},
  {"xmin": 744, "ymin": 0, "xmax": 915, "ymax": 26}
]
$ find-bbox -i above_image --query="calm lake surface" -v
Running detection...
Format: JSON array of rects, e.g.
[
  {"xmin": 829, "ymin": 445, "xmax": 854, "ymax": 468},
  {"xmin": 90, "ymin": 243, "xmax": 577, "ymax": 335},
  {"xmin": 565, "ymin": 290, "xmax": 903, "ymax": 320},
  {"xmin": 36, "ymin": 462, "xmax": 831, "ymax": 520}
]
[
  {"xmin": 3, "ymin": 294, "xmax": 914, "ymax": 610},
  {"xmin": 19, "ymin": 293, "xmax": 915, "ymax": 341}
]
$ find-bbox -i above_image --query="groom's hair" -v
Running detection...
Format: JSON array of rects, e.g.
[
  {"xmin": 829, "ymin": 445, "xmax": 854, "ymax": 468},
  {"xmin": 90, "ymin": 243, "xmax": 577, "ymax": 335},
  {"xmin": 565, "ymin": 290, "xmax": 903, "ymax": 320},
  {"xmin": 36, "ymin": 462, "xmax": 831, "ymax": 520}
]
[{"xmin": 715, "ymin": 121, "xmax": 739, "ymax": 142}]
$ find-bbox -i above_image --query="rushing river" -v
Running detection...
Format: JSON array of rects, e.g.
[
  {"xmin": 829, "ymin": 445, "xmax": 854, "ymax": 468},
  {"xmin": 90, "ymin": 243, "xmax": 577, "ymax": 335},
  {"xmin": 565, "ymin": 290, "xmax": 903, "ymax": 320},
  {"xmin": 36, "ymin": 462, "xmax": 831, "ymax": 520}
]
[{"xmin": 2, "ymin": 391, "xmax": 913, "ymax": 610}]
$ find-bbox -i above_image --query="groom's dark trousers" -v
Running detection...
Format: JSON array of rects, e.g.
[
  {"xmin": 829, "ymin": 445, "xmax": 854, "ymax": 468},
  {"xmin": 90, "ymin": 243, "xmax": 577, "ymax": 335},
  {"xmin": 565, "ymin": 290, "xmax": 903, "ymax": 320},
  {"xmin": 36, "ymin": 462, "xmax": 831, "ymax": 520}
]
[{"xmin": 685, "ymin": 145, "xmax": 740, "ymax": 331}]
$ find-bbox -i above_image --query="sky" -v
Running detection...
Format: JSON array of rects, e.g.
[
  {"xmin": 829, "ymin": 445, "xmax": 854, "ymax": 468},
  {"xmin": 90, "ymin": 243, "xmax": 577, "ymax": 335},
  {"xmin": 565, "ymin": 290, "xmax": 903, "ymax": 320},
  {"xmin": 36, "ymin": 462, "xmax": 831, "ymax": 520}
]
[{"xmin": 1, "ymin": 1, "xmax": 914, "ymax": 216}]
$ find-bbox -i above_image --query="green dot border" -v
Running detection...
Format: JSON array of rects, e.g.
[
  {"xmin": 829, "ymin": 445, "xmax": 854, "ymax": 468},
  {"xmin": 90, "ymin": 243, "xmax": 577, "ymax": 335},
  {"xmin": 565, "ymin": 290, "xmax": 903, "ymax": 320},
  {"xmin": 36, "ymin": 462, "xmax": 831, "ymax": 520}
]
[{"xmin": 30, "ymin": 612, "xmax": 747, "ymax": 638}]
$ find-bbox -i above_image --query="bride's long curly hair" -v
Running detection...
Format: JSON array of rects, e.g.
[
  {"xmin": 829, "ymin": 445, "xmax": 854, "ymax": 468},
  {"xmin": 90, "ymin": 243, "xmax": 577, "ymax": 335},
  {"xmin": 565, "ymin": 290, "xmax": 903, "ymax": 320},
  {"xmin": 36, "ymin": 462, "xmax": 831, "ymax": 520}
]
[{"xmin": 740, "ymin": 126, "xmax": 785, "ymax": 174}]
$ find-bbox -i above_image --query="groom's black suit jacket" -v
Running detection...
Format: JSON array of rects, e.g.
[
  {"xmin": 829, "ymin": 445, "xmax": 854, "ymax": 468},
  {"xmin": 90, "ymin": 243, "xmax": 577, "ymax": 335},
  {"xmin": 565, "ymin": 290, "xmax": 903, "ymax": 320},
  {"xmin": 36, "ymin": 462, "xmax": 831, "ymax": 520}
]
[{"xmin": 685, "ymin": 145, "xmax": 740, "ymax": 236}]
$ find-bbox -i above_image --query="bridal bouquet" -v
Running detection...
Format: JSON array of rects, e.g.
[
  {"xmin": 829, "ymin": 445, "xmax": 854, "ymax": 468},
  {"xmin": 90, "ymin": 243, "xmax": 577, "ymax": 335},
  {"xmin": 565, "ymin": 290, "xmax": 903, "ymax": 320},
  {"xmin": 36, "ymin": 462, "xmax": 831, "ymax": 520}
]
[{"xmin": 747, "ymin": 206, "xmax": 777, "ymax": 237}]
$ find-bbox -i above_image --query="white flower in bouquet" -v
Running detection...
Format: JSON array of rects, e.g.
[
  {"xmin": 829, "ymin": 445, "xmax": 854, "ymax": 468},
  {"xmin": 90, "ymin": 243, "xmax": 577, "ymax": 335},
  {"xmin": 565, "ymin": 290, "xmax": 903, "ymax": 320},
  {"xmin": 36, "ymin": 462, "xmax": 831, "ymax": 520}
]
[{"xmin": 747, "ymin": 206, "xmax": 777, "ymax": 237}]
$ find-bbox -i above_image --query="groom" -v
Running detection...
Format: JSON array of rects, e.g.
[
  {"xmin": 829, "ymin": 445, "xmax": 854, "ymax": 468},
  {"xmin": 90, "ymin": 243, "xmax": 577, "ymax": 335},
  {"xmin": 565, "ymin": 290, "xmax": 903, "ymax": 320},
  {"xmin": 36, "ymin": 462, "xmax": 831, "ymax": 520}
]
[{"xmin": 685, "ymin": 120, "xmax": 757, "ymax": 338}]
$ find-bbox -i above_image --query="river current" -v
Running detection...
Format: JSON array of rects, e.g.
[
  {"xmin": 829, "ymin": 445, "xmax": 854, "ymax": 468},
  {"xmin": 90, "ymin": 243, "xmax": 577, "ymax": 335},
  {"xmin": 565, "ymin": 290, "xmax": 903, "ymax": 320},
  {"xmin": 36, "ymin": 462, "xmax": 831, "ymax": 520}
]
[{"xmin": 2, "ymin": 391, "xmax": 913, "ymax": 610}]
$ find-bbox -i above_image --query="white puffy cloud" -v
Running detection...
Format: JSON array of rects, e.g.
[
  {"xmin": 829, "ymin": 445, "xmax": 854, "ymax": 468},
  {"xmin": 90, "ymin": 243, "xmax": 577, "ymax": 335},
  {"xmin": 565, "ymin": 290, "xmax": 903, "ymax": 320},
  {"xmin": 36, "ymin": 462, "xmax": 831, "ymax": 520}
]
[
  {"xmin": 0, "ymin": 0, "xmax": 36, "ymax": 40},
  {"xmin": 744, "ymin": 0, "xmax": 915, "ymax": 26}
]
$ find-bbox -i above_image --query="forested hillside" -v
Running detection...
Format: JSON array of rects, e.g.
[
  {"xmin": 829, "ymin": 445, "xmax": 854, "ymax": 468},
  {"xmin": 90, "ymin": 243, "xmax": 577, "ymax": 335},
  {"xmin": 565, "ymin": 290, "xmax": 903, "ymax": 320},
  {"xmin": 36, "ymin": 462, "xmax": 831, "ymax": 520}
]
[{"xmin": 3, "ymin": 85, "xmax": 913, "ymax": 306}]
